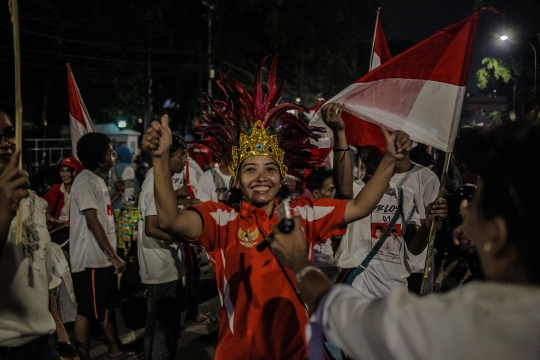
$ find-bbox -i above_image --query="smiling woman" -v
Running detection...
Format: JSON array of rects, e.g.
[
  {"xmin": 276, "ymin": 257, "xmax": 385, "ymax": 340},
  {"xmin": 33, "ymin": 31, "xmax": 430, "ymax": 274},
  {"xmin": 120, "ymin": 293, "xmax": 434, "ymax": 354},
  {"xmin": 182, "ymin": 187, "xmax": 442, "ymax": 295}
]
[{"xmin": 142, "ymin": 56, "xmax": 412, "ymax": 359}]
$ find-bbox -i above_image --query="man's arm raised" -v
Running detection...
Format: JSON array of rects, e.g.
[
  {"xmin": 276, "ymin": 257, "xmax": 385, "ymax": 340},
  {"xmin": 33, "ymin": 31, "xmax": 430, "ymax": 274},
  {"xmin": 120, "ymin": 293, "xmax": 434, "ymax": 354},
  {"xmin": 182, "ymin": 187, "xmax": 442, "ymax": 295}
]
[
  {"xmin": 322, "ymin": 104, "xmax": 354, "ymax": 200},
  {"xmin": 143, "ymin": 115, "xmax": 203, "ymax": 239}
]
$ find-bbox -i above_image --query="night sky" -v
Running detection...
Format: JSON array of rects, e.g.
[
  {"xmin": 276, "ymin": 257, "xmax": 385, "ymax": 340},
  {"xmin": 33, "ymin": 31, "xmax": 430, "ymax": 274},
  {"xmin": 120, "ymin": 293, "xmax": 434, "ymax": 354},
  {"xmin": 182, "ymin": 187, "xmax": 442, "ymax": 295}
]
[{"xmin": 379, "ymin": 0, "xmax": 540, "ymax": 95}]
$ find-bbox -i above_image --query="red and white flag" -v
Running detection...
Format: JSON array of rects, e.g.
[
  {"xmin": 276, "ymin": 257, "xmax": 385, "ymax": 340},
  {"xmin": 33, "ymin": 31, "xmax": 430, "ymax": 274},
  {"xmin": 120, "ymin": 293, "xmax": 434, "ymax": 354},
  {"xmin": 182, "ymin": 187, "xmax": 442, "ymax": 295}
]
[
  {"xmin": 311, "ymin": 12, "xmax": 480, "ymax": 153},
  {"xmin": 370, "ymin": 14, "xmax": 391, "ymax": 71},
  {"xmin": 67, "ymin": 63, "xmax": 94, "ymax": 161}
]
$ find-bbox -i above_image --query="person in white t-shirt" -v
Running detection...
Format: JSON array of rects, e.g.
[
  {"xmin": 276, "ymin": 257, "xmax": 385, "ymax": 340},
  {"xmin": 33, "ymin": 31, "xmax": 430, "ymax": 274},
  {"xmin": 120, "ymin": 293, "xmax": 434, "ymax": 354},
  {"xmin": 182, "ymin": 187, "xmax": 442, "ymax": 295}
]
[
  {"xmin": 391, "ymin": 150, "xmax": 441, "ymax": 293},
  {"xmin": 323, "ymin": 103, "xmax": 446, "ymax": 299},
  {"xmin": 110, "ymin": 145, "xmax": 140, "ymax": 210},
  {"xmin": 138, "ymin": 133, "xmax": 189, "ymax": 360},
  {"xmin": 197, "ymin": 163, "xmax": 232, "ymax": 203},
  {"xmin": 305, "ymin": 167, "xmax": 341, "ymax": 282},
  {"xmin": 70, "ymin": 132, "xmax": 131, "ymax": 360},
  {"xmin": 392, "ymin": 151, "xmax": 440, "ymax": 222},
  {"xmin": 268, "ymin": 121, "xmax": 540, "ymax": 360},
  {"xmin": 0, "ymin": 108, "xmax": 59, "ymax": 359}
]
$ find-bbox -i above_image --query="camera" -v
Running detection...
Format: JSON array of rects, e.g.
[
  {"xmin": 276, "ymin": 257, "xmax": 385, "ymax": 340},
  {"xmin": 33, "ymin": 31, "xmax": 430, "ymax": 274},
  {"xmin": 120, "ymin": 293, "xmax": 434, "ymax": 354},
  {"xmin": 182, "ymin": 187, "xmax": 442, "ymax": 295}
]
[{"xmin": 257, "ymin": 198, "xmax": 294, "ymax": 252}]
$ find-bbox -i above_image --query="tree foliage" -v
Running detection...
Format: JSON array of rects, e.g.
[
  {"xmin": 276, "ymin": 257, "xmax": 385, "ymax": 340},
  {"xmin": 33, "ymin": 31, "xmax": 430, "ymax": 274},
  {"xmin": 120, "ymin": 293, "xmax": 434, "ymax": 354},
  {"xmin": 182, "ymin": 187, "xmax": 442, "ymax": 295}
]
[{"xmin": 476, "ymin": 57, "xmax": 521, "ymax": 89}]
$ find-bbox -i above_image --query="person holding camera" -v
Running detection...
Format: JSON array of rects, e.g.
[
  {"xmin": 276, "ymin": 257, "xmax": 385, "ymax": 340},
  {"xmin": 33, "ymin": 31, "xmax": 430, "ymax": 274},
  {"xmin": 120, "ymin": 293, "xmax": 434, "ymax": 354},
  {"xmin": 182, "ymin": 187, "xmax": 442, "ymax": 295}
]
[{"xmin": 268, "ymin": 121, "xmax": 540, "ymax": 360}]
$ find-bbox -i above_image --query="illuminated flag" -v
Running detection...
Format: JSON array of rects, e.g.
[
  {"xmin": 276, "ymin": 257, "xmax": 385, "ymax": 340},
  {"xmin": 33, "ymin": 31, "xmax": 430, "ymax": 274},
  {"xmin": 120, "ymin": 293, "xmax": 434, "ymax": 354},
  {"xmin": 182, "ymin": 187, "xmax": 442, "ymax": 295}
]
[
  {"xmin": 370, "ymin": 12, "xmax": 391, "ymax": 71},
  {"xmin": 67, "ymin": 63, "xmax": 95, "ymax": 161},
  {"xmin": 312, "ymin": 12, "xmax": 480, "ymax": 153}
]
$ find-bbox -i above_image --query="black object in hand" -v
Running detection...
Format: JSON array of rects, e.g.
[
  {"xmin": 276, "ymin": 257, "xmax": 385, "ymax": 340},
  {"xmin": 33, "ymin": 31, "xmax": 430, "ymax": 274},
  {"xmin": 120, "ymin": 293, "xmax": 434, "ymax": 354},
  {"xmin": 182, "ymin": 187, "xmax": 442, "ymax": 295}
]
[{"xmin": 257, "ymin": 198, "xmax": 294, "ymax": 252}]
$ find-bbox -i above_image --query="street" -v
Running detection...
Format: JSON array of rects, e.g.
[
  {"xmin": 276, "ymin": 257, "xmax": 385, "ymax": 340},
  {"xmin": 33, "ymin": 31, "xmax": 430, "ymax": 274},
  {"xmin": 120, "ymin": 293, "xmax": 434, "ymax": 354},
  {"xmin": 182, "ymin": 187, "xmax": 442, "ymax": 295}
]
[{"xmin": 73, "ymin": 263, "xmax": 220, "ymax": 360}]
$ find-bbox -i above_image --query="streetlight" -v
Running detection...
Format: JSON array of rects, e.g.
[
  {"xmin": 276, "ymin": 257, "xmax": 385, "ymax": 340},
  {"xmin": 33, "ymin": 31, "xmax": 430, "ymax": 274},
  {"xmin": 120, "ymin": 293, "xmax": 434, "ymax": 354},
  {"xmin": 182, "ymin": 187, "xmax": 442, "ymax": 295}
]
[{"xmin": 500, "ymin": 35, "xmax": 537, "ymax": 96}]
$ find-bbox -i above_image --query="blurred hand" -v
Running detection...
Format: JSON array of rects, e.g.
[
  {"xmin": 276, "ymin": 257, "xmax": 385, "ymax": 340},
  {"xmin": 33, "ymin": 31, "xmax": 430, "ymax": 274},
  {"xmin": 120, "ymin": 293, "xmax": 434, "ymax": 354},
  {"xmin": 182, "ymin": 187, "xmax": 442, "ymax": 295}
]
[
  {"xmin": 176, "ymin": 198, "xmax": 201, "ymax": 207},
  {"xmin": 321, "ymin": 103, "xmax": 345, "ymax": 132},
  {"xmin": 425, "ymin": 198, "xmax": 448, "ymax": 227},
  {"xmin": 0, "ymin": 149, "xmax": 30, "ymax": 216},
  {"xmin": 142, "ymin": 114, "xmax": 172, "ymax": 158},
  {"xmin": 267, "ymin": 217, "xmax": 311, "ymax": 273},
  {"xmin": 111, "ymin": 254, "xmax": 126, "ymax": 274},
  {"xmin": 175, "ymin": 185, "xmax": 190, "ymax": 199},
  {"xmin": 453, "ymin": 224, "xmax": 475, "ymax": 254},
  {"xmin": 114, "ymin": 179, "xmax": 126, "ymax": 194}
]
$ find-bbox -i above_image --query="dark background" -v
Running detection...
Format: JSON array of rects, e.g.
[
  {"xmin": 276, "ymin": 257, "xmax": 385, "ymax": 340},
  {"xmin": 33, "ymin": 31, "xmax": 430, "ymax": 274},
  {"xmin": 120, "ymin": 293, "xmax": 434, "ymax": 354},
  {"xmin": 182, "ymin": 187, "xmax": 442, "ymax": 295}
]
[{"xmin": 0, "ymin": 0, "xmax": 538, "ymax": 137}]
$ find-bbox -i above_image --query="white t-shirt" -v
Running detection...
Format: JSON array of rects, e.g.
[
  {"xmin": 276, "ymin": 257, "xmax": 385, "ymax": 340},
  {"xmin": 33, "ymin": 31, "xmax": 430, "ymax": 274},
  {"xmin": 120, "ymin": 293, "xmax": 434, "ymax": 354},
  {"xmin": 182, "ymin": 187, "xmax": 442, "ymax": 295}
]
[
  {"xmin": 138, "ymin": 171, "xmax": 185, "ymax": 284},
  {"xmin": 319, "ymin": 282, "xmax": 540, "ymax": 360},
  {"xmin": 314, "ymin": 239, "xmax": 337, "ymax": 268},
  {"xmin": 69, "ymin": 169, "xmax": 117, "ymax": 273},
  {"xmin": 334, "ymin": 181, "xmax": 422, "ymax": 299},
  {"xmin": 59, "ymin": 183, "xmax": 70, "ymax": 221},
  {"xmin": 146, "ymin": 167, "xmax": 201, "ymax": 195},
  {"xmin": 0, "ymin": 192, "xmax": 56, "ymax": 346},
  {"xmin": 197, "ymin": 167, "xmax": 232, "ymax": 202},
  {"xmin": 188, "ymin": 158, "xmax": 204, "ymax": 182},
  {"xmin": 391, "ymin": 162, "xmax": 440, "ymax": 219}
]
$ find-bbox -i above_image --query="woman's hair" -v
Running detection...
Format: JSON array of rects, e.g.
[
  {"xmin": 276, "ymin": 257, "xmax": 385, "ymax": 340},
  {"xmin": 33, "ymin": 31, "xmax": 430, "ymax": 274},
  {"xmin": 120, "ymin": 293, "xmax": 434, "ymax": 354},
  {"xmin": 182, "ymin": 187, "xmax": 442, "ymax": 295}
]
[
  {"xmin": 461, "ymin": 121, "xmax": 540, "ymax": 283},
  {"xmin": 77, "ymin": 132, "xmax": 112, "ymax": 171},
  {"xmin": 305, "ymin": 167, "xmax": 333, "ymax": 193},
  {"xmin": 170, "ymin": 133, "xmax": 186, "ymax": 155}
]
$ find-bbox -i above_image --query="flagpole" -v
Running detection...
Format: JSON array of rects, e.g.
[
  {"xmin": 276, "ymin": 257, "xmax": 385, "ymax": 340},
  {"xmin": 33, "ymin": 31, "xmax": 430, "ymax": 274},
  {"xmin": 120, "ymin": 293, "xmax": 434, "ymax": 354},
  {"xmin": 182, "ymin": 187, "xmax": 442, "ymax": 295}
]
[
  {"xmin": 419, "ymin": 0, "xmax": 484, "ymax": 296},
  {"xmin": 419, "ymin": 151, "xmax": 452, "ymax": 295},
  {"xmin": 368, "ymin": 7, "xmax": 381, "ymax": 72},
  {"xmin": 67, "ymin": 64, "xmax": 96, "ymax": 132},
  {"xmin": 11, "ymin": 0, "xmax": 23, "ymax": 245}
]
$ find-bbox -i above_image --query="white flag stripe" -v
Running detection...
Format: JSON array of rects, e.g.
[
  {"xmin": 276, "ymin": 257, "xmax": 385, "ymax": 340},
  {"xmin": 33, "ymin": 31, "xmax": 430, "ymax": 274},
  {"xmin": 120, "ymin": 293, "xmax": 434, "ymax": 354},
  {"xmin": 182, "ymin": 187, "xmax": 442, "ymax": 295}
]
[
  {"xmin": 312, "ymin": 79, "xmax": 465, "ymax": 152},
  {"xmin": 371, "ymin": 52, "xmax": 382, "ymax": 70},
  {"xmin": 70, "ymin": 114, "xmax": 92, "ymax": 160}
]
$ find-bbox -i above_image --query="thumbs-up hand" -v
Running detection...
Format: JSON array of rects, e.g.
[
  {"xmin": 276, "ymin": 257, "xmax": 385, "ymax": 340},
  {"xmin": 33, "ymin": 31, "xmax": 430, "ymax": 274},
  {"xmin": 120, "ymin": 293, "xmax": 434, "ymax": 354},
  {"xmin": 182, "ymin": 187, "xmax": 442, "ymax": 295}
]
[{"xmin": 142, "ymin": 114, "xmax": 172, "ymax": 158}]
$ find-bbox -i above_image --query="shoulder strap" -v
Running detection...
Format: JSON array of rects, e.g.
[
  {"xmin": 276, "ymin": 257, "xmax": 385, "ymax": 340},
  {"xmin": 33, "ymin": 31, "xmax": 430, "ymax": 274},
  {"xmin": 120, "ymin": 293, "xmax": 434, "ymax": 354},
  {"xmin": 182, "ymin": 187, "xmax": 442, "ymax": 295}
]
[{"xmin": 344, "ymin": 185, "xmax": 403, "ymax": 285}]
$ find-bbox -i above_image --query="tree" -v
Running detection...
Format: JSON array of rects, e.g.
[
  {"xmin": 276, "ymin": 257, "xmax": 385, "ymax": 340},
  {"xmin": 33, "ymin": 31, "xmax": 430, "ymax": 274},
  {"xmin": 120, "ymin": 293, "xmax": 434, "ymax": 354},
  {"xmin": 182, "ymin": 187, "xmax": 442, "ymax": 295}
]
[{"xmin": 476, "ymin": 57, "xmax": 521, "ymax": 89}]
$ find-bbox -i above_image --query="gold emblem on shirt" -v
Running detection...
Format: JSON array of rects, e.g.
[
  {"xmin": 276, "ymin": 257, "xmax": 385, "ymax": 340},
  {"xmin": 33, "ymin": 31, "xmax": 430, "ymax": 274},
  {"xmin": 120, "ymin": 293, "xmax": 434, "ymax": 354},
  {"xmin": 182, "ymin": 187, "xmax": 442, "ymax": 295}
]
[{"xmin": 238, "ymin": 227, "xmax": 260, "ymax": 248}]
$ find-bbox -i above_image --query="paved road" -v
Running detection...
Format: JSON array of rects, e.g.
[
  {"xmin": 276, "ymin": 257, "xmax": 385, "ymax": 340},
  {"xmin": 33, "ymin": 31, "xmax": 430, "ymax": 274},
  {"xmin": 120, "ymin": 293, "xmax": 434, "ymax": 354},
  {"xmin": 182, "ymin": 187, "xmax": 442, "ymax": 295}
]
[{"xmin": 71, "ymin": 263, "xmax": 220, "ymax": 360}]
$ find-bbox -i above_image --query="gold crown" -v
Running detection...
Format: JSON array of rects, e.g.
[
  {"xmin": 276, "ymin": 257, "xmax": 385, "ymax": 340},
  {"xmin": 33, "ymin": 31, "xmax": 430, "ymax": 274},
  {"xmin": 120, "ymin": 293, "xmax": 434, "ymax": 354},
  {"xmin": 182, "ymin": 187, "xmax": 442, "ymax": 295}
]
[{"xmin": 229, "ymin": 120, "xmax": 287, "ymax": 179}]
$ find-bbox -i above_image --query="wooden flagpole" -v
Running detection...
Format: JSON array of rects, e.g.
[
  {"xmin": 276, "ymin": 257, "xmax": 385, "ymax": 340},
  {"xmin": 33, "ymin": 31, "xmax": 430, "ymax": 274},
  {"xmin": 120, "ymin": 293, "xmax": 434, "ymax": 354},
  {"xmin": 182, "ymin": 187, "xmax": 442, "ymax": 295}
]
[
  {"xmin": 419, "ymin": 151, "xmax": 451, "ymax": 295},
  {"xmin": 11, "ymin": 0, "xmax": 23, "ymax": 244},
  {"xmin": 419, "ymin": 0, "xmax": 485, "ymax": 296},
  {"xmin": 368, "ymin": 7, "xmax": 381, "ymax": 72}
]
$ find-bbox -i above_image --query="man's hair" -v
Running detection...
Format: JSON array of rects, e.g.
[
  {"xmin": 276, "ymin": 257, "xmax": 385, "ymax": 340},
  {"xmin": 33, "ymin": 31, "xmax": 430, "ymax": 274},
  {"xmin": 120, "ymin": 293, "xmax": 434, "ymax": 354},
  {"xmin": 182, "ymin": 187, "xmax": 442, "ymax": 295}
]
[
  {"xmin": 170, "ymin": 133, "xmax": 186, "ymax": 155},
  {"xmin": 375, "ymin": 225, "xmax": 383, "ymax": 231},
  {"xmin": 0, "ymin": 102, "xmax": 15, "ymax": 123},
  {"xmin": 77, "ymin": 132, "xmax": 111, "ymax": 171},
  {"xmin": 391, "ymin": 229, "xmax": 398, "ymax": 234},
  {"xmin": 305, "ymin": 167, "xmax": 334, "ymax": 193}
]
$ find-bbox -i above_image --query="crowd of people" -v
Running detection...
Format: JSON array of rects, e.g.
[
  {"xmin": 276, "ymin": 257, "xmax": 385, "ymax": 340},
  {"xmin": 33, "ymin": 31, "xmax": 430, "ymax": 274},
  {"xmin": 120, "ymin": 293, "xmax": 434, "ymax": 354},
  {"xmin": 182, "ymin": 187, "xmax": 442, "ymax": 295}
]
[{"xmin": 1, "ymin": 54, "xmax": 540, "ymax": 360}]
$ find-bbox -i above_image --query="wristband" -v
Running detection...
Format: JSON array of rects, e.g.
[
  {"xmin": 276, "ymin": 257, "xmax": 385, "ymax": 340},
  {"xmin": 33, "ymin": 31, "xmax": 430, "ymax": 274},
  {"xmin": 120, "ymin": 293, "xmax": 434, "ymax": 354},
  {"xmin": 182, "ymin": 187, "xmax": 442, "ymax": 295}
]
[{"xmin": 295, "ymin": 265, "xmax": 325, "ymax": 284}]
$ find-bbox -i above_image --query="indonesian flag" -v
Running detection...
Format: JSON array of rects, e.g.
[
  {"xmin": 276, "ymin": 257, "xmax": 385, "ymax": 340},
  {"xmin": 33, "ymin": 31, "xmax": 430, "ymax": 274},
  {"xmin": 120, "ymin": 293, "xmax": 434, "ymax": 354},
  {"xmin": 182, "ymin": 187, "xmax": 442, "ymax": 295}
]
[
  {"xmin": 370, "ymin": 16, "xmax": 391, "ymax": 71},
  {"xmin": 311, "ymin": 12, "xmax": 480, "ymax": 153},
  {"xmin": 67, "ymin": 63, "xmax": 95, "ymax": 161}
]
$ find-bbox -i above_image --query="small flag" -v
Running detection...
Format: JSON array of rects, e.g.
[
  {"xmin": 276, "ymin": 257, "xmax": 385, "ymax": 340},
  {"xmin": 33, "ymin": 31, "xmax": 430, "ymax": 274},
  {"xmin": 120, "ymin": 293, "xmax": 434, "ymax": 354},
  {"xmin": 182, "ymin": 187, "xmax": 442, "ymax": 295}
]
[
  {"xmin": 370, "ymin": 12, "xmax": 391, "ymax": 71},
  {"xmin": 311, "ymin": 12, "xmax": 481, "ymax": 153},
  {"xmin": 67, "ymin": 63, "xmax": 95, "ymax": 162}
]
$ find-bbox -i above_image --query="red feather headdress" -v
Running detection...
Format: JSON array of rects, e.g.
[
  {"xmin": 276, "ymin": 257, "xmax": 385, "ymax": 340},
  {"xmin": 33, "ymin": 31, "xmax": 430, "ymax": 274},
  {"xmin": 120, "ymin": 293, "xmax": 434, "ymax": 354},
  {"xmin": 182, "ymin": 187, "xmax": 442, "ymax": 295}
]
[{"xmin": 196, "ymin": 55, "xmax": 326, "ymax": 180}]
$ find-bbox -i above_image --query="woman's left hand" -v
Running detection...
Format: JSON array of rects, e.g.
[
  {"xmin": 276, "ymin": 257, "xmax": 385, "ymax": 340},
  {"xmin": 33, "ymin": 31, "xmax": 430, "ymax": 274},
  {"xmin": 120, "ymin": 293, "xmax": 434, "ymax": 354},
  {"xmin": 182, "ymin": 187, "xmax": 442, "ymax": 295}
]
[{"xmin": 380, "ymin": 126, "xmax": 413, "ymax": 161}]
